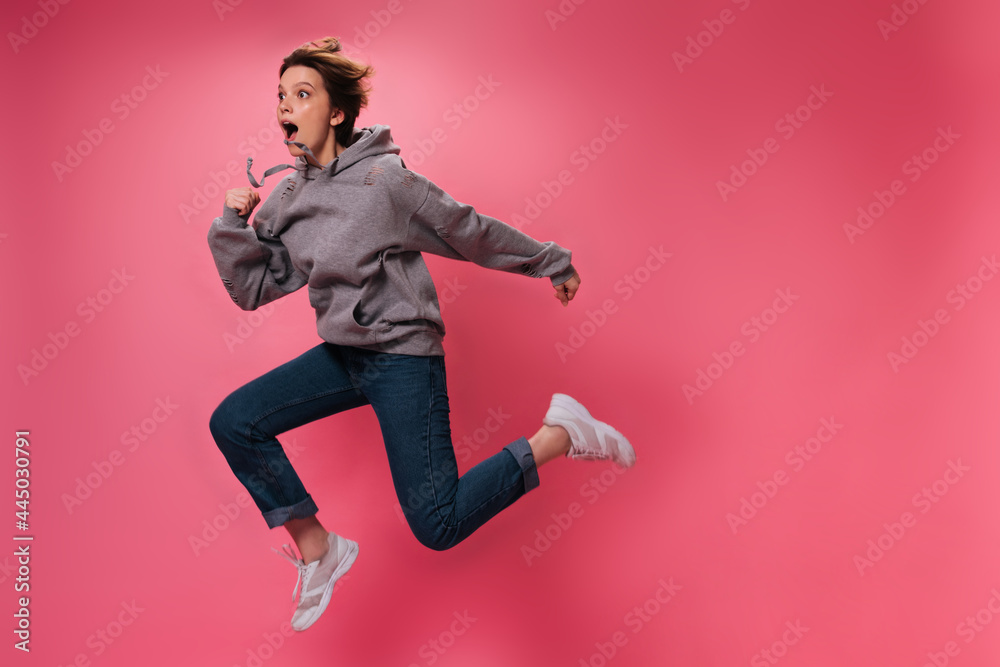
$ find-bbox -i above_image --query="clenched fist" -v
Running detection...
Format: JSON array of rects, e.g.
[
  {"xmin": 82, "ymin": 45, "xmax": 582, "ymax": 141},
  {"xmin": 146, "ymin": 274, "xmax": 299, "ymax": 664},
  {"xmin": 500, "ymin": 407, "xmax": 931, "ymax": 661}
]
[
  {"xmin": 554, "ymin": 270, "xmax": 581, "ymax": 307},
  {"xmin": 224, "ymin": 187, "xmax": 261, "ymax": 217}
]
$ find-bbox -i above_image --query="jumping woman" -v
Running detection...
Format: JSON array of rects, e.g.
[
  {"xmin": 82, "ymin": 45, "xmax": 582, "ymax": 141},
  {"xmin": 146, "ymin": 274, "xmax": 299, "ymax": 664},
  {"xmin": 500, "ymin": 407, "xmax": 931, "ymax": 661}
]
[{"xmin": 207, "ymin": 37, "xmax": 635, "ymax": 631}]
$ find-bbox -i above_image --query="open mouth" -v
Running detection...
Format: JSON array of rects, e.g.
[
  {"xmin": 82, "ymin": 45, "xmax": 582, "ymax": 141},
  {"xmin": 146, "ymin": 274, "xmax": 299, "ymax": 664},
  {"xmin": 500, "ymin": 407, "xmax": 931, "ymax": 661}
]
[{"xmin": 282, "ymin": 121, "xmax": 299, "ymax": 141}]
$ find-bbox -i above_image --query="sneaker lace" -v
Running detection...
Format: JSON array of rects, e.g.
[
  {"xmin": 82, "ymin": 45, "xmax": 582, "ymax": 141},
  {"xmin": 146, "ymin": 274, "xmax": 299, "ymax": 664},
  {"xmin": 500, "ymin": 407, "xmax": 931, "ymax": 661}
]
[
  {"xmin": 569, "ymin": 421, "xmax": 610, "ymax": 459},
  {"xmin": 272, "ymin": 544, "xmax": 310, "ymax": 603}
]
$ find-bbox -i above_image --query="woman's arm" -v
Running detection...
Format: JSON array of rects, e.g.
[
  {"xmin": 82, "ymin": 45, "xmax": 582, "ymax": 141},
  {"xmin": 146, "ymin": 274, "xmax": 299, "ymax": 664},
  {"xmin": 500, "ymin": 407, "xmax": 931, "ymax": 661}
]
[
  {"xmin": 405, "ymin": 175, "xmax": 577, "ymax": 287},
  {"xmin": 206, "ymin": 190, "xmax": 308, "ymax": 310}
]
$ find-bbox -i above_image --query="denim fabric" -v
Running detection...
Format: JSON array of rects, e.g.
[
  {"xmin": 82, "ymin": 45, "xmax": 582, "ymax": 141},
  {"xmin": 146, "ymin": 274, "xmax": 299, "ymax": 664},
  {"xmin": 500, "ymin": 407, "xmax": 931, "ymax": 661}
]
[{"xmin": 208, "ymin": 342, "xmax": 539, "ymax": 550}]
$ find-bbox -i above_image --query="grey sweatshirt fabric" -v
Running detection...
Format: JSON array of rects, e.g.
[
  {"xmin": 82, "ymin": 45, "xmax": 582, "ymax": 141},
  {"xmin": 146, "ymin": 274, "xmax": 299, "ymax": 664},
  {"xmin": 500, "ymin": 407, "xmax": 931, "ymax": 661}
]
[{"xmin": 206, "ymin": 124, "xmax": 576, "ymax": 357}]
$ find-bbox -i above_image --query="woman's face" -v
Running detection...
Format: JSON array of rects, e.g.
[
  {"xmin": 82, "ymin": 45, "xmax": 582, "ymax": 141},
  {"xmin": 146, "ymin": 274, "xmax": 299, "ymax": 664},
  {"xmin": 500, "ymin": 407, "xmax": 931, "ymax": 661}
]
[{"xmin": 277, "ymin": 65, "xmax": 341, "ymax": 163}]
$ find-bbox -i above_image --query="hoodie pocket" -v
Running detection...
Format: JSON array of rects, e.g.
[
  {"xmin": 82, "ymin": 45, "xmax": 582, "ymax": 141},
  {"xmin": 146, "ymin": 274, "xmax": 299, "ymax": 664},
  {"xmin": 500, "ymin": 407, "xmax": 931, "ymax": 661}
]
[
  {"xmin": 373, "ymin": 316, "xmax": 441, "ymax": 344},
  {"xmin": 308, "ymin": 287, "xmax": 378, "ymax": 342},
  {"xmin": 307, "ymin": 286, "xmax": 330, "ymax": 312}
]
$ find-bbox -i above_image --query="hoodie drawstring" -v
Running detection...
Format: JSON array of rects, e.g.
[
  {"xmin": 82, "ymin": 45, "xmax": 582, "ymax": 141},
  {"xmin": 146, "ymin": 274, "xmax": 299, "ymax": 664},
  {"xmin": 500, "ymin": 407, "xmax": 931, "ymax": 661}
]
[{"xmin": 246, "ymin": 139, "xmax": 324, "ymax": 188}]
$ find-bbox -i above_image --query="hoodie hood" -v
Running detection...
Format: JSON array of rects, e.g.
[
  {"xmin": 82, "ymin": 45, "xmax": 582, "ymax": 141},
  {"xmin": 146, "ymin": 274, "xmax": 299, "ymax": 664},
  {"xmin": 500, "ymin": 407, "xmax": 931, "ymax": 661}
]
[{"xmin": 246, "ymin": 124, "xmax": 401, "ymax": 188}]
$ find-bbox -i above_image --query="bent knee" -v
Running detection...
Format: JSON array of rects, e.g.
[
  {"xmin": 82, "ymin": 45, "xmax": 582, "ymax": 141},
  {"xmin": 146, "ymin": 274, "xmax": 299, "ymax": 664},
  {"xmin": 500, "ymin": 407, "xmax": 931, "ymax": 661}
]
[
  {"xmin": 413, "ymin": 529, "xmax": 459, "ymax": 552},
  {"xmin": 209, "ymin": 397, "xmax": 244, "ymax": 444},
  {"xmin": 405, "ymin": 512, "xmax": 461, "ymax": 551},
  {"xmin": 208, "ymin": 402, "xmax": 229, "ymax": 438}
]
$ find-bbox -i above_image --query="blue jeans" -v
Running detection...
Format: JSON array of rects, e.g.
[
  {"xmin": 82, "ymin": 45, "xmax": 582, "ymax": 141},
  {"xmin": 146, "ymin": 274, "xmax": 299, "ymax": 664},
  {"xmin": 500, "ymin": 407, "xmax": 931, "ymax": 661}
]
[{"xmin": 208, "ymin": 342, "xmax": 539, "ymax": 550}]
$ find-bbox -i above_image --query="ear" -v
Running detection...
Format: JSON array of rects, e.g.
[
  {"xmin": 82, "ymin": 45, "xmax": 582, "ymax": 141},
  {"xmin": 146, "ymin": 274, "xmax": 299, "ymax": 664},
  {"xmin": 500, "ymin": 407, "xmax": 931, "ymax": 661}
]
[{"xmin": 330, "ymin": 109, "xmax": 345, "ymax": 126}]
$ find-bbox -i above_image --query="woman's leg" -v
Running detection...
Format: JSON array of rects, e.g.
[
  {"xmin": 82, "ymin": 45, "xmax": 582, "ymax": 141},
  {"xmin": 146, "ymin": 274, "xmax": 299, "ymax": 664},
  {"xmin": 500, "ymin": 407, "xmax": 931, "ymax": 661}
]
[
  {"xmin": 209, "ymin": 341, "xmax": 369, "ymax": 556},
  {"xmin": 210, "ymin": 342, "xmax": 368, "ymax": 630},
  {"xmin": 344, "ymin": 348, "xmax": 547, "ymax": 551}
]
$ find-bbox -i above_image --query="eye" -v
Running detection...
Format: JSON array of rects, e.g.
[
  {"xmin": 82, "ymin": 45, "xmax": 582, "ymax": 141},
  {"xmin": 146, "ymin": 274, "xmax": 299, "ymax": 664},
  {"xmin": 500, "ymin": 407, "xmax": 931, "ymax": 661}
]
[{"xmin": 298, "ymin": 90, "xmax": 309, "ymax": 98}]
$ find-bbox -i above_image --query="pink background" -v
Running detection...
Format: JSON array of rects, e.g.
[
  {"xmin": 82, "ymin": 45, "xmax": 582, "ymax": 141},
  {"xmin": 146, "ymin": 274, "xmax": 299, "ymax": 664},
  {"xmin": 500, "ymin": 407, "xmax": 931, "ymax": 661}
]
[{"xmin": 5, "ymin": 0, "xmax": 1000, "ymax": 664}]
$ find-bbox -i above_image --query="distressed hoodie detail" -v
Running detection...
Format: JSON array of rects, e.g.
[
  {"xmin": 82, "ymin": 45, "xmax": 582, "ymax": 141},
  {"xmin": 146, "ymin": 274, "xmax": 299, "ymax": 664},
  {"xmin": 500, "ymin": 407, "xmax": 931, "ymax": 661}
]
[{"xmin": 207, "ymin": 124, "xmax": 575, "ymax": 357}]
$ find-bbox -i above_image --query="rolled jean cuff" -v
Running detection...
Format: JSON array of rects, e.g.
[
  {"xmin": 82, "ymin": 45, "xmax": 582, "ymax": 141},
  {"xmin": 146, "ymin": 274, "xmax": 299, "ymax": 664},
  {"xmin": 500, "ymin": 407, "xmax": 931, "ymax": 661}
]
[
  {"xmin": 504, "ymin": 436, "xmax": 539, "ymax": 493},
  {"xmin": 262, "ymin": 494, "xmax": 319, "ymax": 529}
]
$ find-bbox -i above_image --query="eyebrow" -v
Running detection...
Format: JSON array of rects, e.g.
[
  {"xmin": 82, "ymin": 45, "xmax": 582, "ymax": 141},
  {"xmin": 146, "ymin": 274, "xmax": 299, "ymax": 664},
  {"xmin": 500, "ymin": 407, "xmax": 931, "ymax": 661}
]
[{"xmin": 277, "ymin": 82, "xmax": 316, "ymax": 91}]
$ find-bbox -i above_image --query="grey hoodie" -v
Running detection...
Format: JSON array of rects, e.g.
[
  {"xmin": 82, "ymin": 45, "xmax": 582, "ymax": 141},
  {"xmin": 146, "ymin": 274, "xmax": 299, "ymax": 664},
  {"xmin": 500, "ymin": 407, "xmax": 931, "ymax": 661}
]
[{"xmin": 206, "ymin": 124, "xmax": 575, "ymax": 357}]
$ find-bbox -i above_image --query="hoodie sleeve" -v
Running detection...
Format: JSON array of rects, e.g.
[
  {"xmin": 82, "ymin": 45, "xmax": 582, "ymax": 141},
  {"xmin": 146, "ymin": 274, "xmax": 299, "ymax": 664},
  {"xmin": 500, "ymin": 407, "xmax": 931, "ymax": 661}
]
[
  {"xmin": 405, "ymin": 175, "xmax": 576, "ymax": 287},
  {"xmin": 206, "ymin": 205, "xmax": 308, "ymax": 310}
]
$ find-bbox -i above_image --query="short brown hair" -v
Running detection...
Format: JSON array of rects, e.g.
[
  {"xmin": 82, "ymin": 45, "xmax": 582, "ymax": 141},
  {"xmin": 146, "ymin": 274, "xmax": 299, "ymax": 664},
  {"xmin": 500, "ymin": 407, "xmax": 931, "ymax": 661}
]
[{"xmin": 280, "ymin": 37, "xmax": 375, "ymax": 148}]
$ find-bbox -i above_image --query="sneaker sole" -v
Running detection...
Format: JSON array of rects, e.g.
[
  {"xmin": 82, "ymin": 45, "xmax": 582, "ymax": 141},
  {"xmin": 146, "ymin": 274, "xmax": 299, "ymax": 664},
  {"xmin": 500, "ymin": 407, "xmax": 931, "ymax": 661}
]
[{"xmin": 548, "ymin": 393, "xmax": 636, "ymax": 468}]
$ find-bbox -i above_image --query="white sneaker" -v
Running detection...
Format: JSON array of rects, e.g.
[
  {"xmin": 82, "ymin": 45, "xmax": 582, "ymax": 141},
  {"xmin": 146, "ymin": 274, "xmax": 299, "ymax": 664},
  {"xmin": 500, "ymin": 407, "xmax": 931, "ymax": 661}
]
[
  {"xmin": 543, "ymin": 393, "xmax": 636, "ymax": 468},
  {"xmin": 273, "ymin": 532, "xmax": 358, "ymax": 631}
]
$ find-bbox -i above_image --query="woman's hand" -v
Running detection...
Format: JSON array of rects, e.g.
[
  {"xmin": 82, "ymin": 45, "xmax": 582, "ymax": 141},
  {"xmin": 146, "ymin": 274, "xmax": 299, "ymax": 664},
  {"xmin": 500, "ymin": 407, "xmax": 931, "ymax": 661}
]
[
  {"xmin": 224, "ymin": 187, "xmax": 261, "ymax": 217},
  {"xmin": 554, "ymin": 271, "xmax": 580, "ymax": 307}
]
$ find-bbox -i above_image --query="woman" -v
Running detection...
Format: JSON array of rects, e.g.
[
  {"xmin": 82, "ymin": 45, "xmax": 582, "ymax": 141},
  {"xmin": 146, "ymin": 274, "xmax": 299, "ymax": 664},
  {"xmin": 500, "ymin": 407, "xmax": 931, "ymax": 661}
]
[{"xmin": 207, "ymin": 37, "xmax": 635, "ymax": 632}]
